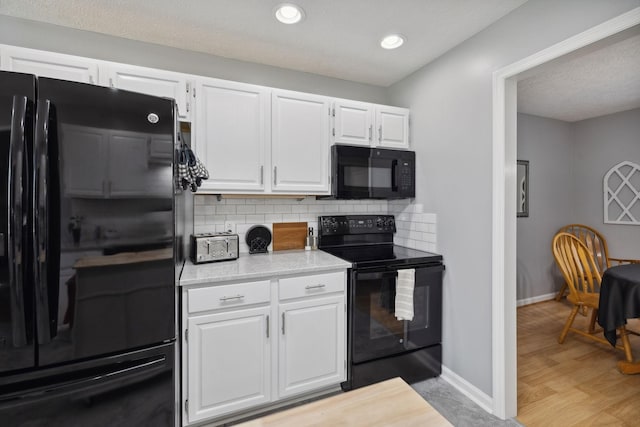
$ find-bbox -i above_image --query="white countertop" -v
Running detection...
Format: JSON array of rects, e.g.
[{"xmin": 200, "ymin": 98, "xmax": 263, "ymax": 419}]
[{"xmin": 179, "ymin": 249, "xmax": 352, "ymax": 286}]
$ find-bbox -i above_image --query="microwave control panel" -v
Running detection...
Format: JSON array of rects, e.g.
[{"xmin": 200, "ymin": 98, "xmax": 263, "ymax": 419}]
[{"xmin": 398, "ymin": 160, "xmax": 413, "ymax": 191}]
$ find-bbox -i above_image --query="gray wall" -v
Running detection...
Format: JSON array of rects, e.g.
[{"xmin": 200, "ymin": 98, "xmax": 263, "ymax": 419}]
[
  {"xmin": 387, "ymin": 0, "xmax": 640, "ymax": 397},
  {"xmin": 517, "ymin": 109, "xmax": 640, "ymax": 302},
  {"xmin": 0, "ymin": 15, "xmax": 388, "ymax": 104},
  {"xmin": 573, "ymin": 108, "xmax": 640, "ymax": 258},
  {"xmin": 516, "ymin": 114, "xmax": 574, "ymax": 301}
]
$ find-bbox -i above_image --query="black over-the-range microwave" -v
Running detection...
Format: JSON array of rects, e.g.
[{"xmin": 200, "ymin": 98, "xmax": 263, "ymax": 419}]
[{"xmin": 328, "ymin": 145, "xmax": 416, "ymax": 199}]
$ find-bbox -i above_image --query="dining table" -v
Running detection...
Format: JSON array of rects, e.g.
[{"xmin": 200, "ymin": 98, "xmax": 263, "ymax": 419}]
[{"xmin": 597, "ymin": 263, "xmax": 640, "ymax": 374}]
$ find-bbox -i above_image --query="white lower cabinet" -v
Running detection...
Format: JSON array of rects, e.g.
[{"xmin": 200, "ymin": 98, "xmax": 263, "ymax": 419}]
[
  {"xmin": 278, "ymin": 295, "xmax": 345, "ymax": 398},
  {"xmin": 186, "ymin": 306, "xmax": 271, "ymax": 423},
  {"xmin": 182, "ymin": 270, "xmax": 346, "ymax": 426}
]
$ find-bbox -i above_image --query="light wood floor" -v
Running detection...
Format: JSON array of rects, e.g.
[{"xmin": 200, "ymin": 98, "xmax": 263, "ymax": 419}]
[{"xmin": 516, "ymin": 300, "xmax": 640, "ymax": 427}]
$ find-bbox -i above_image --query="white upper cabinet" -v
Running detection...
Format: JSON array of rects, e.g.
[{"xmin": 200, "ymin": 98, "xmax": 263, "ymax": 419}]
[
  {"xmin": 103, "ymin": 64, "xmax": 192, "ymax": 120},
  {"xmin": 0, "ymin": 46, "xmax": 98, "ymax": 84},
  {"xmin": 332, "ymin": 100, "xmax": 410, "ymax": 149},
  {"xmin": 272, "ymin": 90, "xmax": 330, "ymax": 194},
  {"xmin": 376, "ymin": 105, "xmax": 410, "ymax": 149},
  {"xmin": 332, "ymin": 100, "xmax": 374, "ymax": 147},
  {"xmin": 195, "ymin": 78, "xmax": 269, "ymax": 193}
]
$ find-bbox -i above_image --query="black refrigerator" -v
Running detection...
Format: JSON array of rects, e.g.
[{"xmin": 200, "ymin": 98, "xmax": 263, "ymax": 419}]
[{"xmin": 0, "ymin": 71, "xmax": 181, "ymax": 426}]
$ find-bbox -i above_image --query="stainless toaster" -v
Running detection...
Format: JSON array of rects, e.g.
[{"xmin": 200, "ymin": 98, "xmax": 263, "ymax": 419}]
[{"xmin": 191, "ymin": 232, "xmax": 239, "ymax": 264}]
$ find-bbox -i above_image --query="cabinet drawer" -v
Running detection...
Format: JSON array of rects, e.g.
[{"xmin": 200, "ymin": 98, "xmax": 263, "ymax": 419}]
[
  {"xmin": 279, "ymin": 271, "xmax": 345, "ymax": 301},
  {"xmin": 188, "ymin": 280, "xmax": 270, "ymax": 313}
]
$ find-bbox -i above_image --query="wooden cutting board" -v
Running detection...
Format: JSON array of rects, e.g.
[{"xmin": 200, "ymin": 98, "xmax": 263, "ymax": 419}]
[{"xmin": 272, "ymin": 222, "xmax": 308, "ymax": 251}]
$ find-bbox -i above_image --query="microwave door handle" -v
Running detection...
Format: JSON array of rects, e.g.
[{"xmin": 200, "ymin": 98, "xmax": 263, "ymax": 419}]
[
  {"xmin": 391, "ymin": 159, "xmax": 399, "ymax": 192},
  {"xmin": 8, "ymin": 95, "xmax": 29, "ymax": 347}
]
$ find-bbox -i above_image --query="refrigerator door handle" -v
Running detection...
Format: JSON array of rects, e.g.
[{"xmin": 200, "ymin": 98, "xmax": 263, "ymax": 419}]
[
  {"xmin": 34, "ymin": 99, "xmax": 53, "ymax": 344},
  {"xmin": 8, "ymin": 95, "xmax": 29, "ymax": 348}
]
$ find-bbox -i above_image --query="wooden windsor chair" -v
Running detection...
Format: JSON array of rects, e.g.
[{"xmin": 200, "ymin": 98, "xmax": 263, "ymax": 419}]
[{"xmin": 551, "ymin": 232, "xmax": 634, "ymax": 362}]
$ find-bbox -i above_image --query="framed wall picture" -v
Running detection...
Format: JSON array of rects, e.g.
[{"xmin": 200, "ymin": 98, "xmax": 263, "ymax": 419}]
[{"xmin": 517, "ymin": 160, "xmax": 529, "ymax": 217}]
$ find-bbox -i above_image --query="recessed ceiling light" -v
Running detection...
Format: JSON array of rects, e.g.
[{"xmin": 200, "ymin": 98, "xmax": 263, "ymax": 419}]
[
  {"xmin": 274, "ymin": 3, "xmax": 305, "ymax": 24},
  {"xmin": 380, "ymin": 34, "xmax": 405, "ymax": 50}
]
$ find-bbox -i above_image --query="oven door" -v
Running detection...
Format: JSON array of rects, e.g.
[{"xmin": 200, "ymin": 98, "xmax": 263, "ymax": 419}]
[{"xmin": 351, "ymin": 264, "xmax": 443, "ymax": 364}]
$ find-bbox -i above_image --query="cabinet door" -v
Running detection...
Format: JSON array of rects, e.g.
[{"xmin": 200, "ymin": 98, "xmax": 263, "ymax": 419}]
[
  {"xmin": 187, "ymin": 307, "xmax": 271, "ymax": 423},
  {"xmin": 375, "ymin": 106, "xmax": 410, "ymax": 149},
  {"xmin": 278, "ymin": 294, "xmax": 345, "ymax": 398},
  {"xmin": 107, "ymin": 130, "xmax": 152, "ymax": 197},
  {"xmin": 195, "ymin": 78, "xmax": 269, "ymax": 192},
  {"xmin": 272, "ymin": 90, "xmax": 330, "ymax": 194},
  {"xmin": 105, "ymin": 64, "xmax": 191, "ymax": 120},
  {"xmin": 1, "ymin": 46, "xmax": 98, "ymax": 84},
  {"xmin": 271, "ymin": 91, "xmax": 330, "ymax": 194},
  {"xmin": 332, "ymin": 100, "xmax": 373, "ymax": 147},
  {"xmin": 60, "ymin": 125, "xmax": 108, "ymax": 197}
]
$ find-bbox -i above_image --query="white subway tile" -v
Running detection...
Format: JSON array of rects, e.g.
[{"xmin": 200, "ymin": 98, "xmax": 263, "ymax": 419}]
[
  {"xmin": 265, "ymin": 214, "xmax": 283, "ymax": 223},
  {"xmin": 255, "ymin": 205, "xmax": 275, "ymax": 214},
  {"xmin": 237, "ymin": 205, "xmax": 256, "ymax": 214},
  {"xmin": 225, "ymin": 214, "xmax": 246, "ymax": 223},
  {"xmin": 281, "ymin": 214, "xmax": 301, "ymax": 222},
  {"xmin": 291, "ymin": 205, "xmax": 309, "ymax": 214},
  {"xmin": 424, "ymin": 213, "xmax": 437, "ymax": 223},
  {"xmin": 273, "ymin": 205, "xmax": 292, "ymax": 214},
  {"xmin": 215, "ymin": 205, "xmax": 236, "ymax": 214},
  {"xmin": 224, "ymin": 198, "xmax": 246, "ymax": 205},
  {"xmin": 245, "ymin": 214, "xmax": 266, "ymax": 223}
]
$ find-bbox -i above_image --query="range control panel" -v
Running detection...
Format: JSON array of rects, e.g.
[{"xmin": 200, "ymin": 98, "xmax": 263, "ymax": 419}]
[{"xmin": 319, "ymin": 215, "xmax": 396, "ymax": 236}]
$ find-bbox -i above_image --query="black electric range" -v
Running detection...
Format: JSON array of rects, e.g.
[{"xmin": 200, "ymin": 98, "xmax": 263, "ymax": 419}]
[{"xmin": 318, "ymin": 215, "xmax": 444, "ymax": 390}]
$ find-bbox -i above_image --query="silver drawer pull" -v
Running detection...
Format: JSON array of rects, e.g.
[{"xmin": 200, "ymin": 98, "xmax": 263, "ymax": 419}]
[
  {"xmin": 219, "ymin": 294, "xmax": 245, "ymax": 302},
  {"xmin": 305, "ymin": 284, "xmax": 326, "ymax": 290}
]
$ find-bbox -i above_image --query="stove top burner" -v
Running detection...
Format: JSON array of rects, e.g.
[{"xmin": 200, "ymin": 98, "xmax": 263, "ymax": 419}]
[{"xmin": 321, "ymin": 244, "xmax": 441, "ymax": 268}]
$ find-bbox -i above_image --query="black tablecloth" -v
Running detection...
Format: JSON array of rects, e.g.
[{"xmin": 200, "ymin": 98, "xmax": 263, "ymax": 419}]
[{"xmin": 598, "ymin": 264, "xmax": 640, "ymax": 346}]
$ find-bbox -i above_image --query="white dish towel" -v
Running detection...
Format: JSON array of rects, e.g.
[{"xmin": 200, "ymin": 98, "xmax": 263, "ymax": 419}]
[{"xmin": 395, "ymin": 268, "xmax": 415, "ymax": 321}]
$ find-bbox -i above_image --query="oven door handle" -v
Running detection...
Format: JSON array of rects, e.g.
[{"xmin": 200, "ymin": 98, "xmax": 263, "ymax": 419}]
[
  {"xmin": 387, "ymin": 263, "xmax": 445, "ymax": 272},
  {"xmin": 355, "ymin": 270, "xmax": 398, "ymax": 281}
]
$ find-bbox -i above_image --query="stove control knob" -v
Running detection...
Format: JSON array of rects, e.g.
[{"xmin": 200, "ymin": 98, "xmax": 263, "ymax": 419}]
[
  {"xmin": 385, "ymin": 218, "xmax": 395, "ymax": 229},
  {"xmin": 376, "ymin": 217, "xmax": 384, "ymax": 229}
]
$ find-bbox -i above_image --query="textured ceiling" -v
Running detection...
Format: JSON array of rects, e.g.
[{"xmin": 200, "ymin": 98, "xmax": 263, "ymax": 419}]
[
  {"xmin": 517, "ymin": 26, "xmax": 640, "ymax": 122},
  {"xmin": 0, "ymin": 0, "xmax": 527, "ymax": 87}
]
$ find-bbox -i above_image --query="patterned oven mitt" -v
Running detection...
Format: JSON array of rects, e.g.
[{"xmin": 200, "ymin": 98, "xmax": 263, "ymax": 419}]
[
  {"xmin": 178, "ymin": 144, "xmax": 194, "ymax": 191},
  {"xmin": 186, "ymin": 146, "xmax": 209, "ymax": 188}
]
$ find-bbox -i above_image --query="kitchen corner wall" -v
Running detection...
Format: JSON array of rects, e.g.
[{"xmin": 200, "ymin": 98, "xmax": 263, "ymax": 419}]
[
  {"xmin": 193, "ymin": 196, "xmax": 437, "ymax": 254},
  {"xmin": 390, "ymin": 201, "xmax": 438, "ymax": 253}
]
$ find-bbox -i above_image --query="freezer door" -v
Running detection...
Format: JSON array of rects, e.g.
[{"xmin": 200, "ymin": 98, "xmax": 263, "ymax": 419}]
[
  {"xmin": 0, "ymin": 342, "xmax": 176, "ymax": 427},
  {"xmin": 0, "ymin": 71, "xmax": 36, "ymax": 373},
  {"xmin": 35, "ymin": 78, "xmax": 176, "ymax": 367}
]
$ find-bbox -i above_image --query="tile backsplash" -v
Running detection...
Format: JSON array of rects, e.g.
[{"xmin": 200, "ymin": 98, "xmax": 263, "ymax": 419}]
[{"xmin": 193, "ymin": 196, "xmax": 437, "ymax": 254}]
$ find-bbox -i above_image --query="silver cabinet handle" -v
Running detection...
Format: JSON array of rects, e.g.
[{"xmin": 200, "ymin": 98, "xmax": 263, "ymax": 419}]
[
  {"xmin": 266, "ymin": 315, "xmax": 270, "ymax": 338},
  {"xmin": 273, "ymin": 166, "xmax": 277, "ymax": 185},
  {"xmin": 369, "ymin": 125, "xmax": 372, "ymax": 141},
  {"xmin": 219, "ymin": 294, "xmax": 244, "ymax": 302},
  {"xmin": 305, "ymin": 284, "xmax": 326, "ymax": 290},
  {"xmin": 281, "ymin": 313, "xmax": 285, "ymax": 335},
  {"xmin": 378, "ymin": 125, "xmax": 382, "ymax": 142},
  {"xmin": 260, "ymin": 165, "xmax": 264, "ymax": 185}
]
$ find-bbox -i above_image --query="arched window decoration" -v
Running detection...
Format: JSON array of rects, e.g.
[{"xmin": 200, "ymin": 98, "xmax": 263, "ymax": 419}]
[{"xmin": 604, "ymin": 161, "xmax": 640, "ymax": 225}]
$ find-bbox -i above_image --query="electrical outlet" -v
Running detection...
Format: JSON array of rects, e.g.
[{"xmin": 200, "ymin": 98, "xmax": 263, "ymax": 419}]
[{"xmin": 224, "ymin": 221, "xmax": 236, "ymax": 233}]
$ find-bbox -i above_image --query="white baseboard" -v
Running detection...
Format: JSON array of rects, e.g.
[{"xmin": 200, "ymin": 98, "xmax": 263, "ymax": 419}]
[
  {"xmin": 440, "ymin": 365, "xmax": 493, "ymax": 415},
  {"xmin": 516, "ymin": 292, "xmax": 556, "ymax": 307}
]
